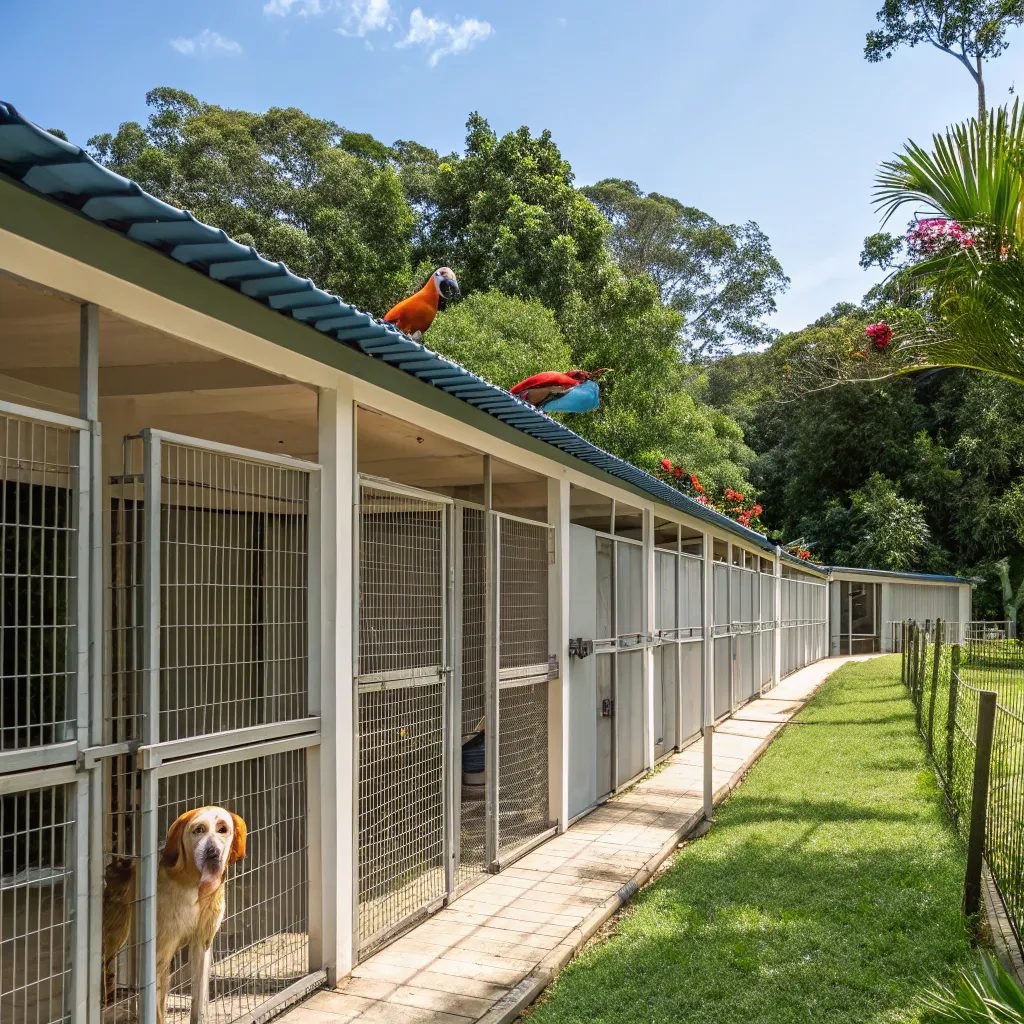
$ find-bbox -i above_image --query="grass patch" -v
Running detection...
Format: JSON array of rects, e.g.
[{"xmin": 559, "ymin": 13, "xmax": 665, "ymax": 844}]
[{"xmin": 526, "ymin": 658, "xmax": 974, "ymax": 1024}]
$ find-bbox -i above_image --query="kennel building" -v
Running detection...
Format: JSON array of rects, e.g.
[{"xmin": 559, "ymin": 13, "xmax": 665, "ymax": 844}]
[
  {"xmin": 0, "ymin": 104, "xmax": 975, "ymax": 1024},
  {"xmin": 828, "ymin": 567, "xmax": 976, "ymax": 655}
]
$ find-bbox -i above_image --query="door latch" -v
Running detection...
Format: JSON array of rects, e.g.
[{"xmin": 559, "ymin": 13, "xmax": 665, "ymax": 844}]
[
  {"xmin": 601, "ymin": 698, "xmax": 614, "ymax": 718},
  {"xmin": 569, "ymin": 637, "xmax": 594, "ymax": 659}
]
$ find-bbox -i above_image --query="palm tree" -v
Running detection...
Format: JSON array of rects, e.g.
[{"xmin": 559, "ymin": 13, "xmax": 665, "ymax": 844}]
[{"xmin": 872, "ymin": 102, "xmax": 1024, "ymax": 386}]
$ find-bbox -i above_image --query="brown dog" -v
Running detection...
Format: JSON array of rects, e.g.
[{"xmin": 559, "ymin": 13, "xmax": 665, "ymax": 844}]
[{"xmin": 157, "ymin": 806, "xmax": 246, "ymax": 1024}]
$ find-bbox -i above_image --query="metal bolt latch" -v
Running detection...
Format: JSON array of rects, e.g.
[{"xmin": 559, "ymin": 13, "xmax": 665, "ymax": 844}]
[{"xmin": 602, "ymin": 698, "xmax": 614, "ymax": 718}]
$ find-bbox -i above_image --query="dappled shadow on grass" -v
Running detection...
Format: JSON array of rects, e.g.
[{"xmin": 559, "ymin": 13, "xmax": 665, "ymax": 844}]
[
  {"xmin": 528, "ymin": 659, "xmax": 973, "ymax": 1024},
  {"xmin": 529, "ymin": 841, "xmax": 970, "ymax": 1024}
]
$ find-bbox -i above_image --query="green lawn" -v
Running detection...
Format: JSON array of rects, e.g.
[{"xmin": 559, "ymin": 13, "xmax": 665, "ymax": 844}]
[{"xmin": 526, "ymin": 658, "xmax": 975, "ymax": 1024}]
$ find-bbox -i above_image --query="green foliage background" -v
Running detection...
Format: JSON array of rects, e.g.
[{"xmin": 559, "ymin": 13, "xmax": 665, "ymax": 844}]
[{"xmin": 88, "ymin": 86, "xmax": 1024, "ymax": 622}]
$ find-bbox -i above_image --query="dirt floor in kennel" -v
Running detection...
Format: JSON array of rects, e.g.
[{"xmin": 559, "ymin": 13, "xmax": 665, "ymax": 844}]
[{"xmin": 281, "ymin": 655, "xmax": 878, "ymax": 1024}]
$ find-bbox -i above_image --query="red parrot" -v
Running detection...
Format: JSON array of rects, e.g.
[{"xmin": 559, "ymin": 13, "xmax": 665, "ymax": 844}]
[
  {"xmin": 510, "ymin": 368, "xmax": 611, "ymax": 408},
  {"xmin": 384, "ymin": 267, "xmax": 460, "ymax": 340}
]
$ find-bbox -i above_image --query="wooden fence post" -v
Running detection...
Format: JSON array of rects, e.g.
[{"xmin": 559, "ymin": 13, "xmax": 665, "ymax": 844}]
[
  {"xmin": 946, "ymin": 644, "xmax": 960, "ymax": 785},
  {"xmin": 928, "ymin": 620, "xmax": 943, "ymax": 755},
  {"xmin": 964, "ymin": 689, "xmax": 997, "ymax": 918}
]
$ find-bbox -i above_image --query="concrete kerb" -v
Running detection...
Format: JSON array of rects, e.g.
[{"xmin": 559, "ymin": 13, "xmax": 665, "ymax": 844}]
[{"xmin": 475, "ymin": 707, "xmax": 807, "ymax": 1024}]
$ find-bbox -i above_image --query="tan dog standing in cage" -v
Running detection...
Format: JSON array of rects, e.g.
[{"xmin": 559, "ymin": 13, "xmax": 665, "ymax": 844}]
[{"xmin": 157, "ymin": 806, "xmax": 247, "ymax": 1024}]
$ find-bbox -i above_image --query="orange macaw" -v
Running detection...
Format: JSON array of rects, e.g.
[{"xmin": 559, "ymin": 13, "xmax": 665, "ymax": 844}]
[{"xmin": 384, "ymin": 267, "xmax": 460, "ymax": 340}]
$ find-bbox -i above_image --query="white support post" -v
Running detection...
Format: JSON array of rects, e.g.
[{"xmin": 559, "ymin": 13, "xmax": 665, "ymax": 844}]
[
  {"xmin": 643, "ymin": 508, "xmax": 656, "ymax": 771},
  {"xmin": 547, "ymin": 477, "xmax": 570, "ymax": 832},
  {"xmin": 701, "ymin": 532, "xmax": 713, "ymax": 821},
  {"xmin": 79, "ymin": 303, "xmax": 104, "ymax": 1024},
  {"xmin": 774, "ymin": 545, "xmax": 783, "ymax": 686},
  {"xmin": 313, "ymin": 382, "xmax": 355, "ymax": 983}
]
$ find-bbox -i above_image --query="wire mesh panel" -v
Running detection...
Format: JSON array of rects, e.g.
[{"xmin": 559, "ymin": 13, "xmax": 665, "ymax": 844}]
[
  {"xmin": 0, "ymin": 405, "xmax": 87, "ymax": 1024},
  {"xmin": 357, "ymin": 484, "xmax": 447, "ymax": 951},
  {"xmin": 494, "ymin": 514, "xmax": 552, "ymax": 859},
  {"xmin": 455, "ymin": 505, "xmax": 486, "ymax": 891},
  {"xmin": 0, "ymin": 412, "xmax": 78, "ymax": 751},
  {"xmin": 103, "ymin": 432, "xmax": 320, "ymax": 1024},
  {"xmin": 160, "ymin": 751, "xmax": 309, "ymax": 1023},
  {"xmin": 0, "ymin": 783, "xmax": 75, "ymax": 1024},
  {"xmin": 158, "ymin": 443, "xmax": 311, "ymax": 741}
]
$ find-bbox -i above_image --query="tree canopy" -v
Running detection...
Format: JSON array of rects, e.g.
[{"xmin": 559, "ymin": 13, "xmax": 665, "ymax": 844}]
[
  {"xmin": 582, "ymin": 178, "xmax": 789, "ymax": 358},
  {"xmin": 89, "ymin": 88, "xmax": 415, "ymax": 315},
  {"xmin": 865, "ymin": 0, "xmax": 1024, "ymax": 120}
]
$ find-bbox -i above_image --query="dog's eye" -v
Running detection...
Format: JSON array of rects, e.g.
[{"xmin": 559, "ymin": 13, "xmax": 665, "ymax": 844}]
[
  {"xmin": 217, "ymin": 824, "xmax": 228, "ymax": 833},
  {"xmin": 193, "ymin": 825, "xmax": 206, "ymax": 834}
]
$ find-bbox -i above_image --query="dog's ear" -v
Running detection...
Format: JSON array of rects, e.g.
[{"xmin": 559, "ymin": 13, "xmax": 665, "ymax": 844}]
[
  {"xmin": 228, "ymin": 813, "xmax": 247, "ymax": 864},
  {"xmin": 159, "ymin": 810, "xmax": 194, "ymax": 872}
]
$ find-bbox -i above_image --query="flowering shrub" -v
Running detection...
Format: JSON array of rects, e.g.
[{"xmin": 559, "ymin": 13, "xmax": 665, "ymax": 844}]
[
  {"xmin": 655, "ymin": 460, "xmax": 765, "ymax": 532},
  {"xmin": 786, "ymin": 545, "xmax": 813, "ymax": 561},
  {"xmin": 907, "ymin": 217, "xmax": 975, "ymax": 254},
  {"xmin": 865, "ymin": 323, "xmax": 892, "ymax": 349}
]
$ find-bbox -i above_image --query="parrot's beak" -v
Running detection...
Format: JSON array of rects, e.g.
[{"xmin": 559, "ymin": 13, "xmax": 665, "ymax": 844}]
[{"xmin": 439, "ymin": 278, "xmax": 461, "ymax": 300}]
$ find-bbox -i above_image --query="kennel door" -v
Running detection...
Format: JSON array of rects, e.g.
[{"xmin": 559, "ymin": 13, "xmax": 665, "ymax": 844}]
[
  {"xmin": 356, "ymin": 481, "xmax": 449, "ymax": 954},
  {"xmin": 489, "ymin": 513, "xmax": 554, "ymax": 867}
]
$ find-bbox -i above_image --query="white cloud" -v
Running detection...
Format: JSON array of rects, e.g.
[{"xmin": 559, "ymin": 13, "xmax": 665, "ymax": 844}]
[
  {"xmin": 397, "ymin": 8, "xmax": 491, "ymax": 65},
  {"xmin": 346, "ymin": 0, "xmax": 391, "ymax": 35},
  {"xmin": 263, "ymin": 0, "xmax": 324, "ymax": 16},
  {"xmin": 170, "ymin": 29, "xmax": 243, "ymax": 56}
]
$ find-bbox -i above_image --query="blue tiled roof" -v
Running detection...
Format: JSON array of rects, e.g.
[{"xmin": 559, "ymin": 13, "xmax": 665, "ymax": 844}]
[{"xmin": 0, "ymin": 99, "xmax": 809, "ymax": 560}]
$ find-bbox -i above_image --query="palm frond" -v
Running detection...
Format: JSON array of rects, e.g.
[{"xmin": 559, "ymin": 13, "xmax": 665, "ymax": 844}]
[{"xmin": 919, "ymin": 954, "xmax": 1024, "ymax": 1023}]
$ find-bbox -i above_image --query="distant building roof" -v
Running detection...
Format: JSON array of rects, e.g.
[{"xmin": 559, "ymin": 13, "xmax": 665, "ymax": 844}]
[{"xmin": 827, "ymin": 566, "xmax": 983, "ymax": 584}]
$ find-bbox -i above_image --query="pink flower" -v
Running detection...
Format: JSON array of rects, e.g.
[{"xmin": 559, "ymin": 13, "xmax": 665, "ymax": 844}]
[
  {"xmin": 865, "ymin": 323, "xmax": 892, "ymax": 349},
  {"xmin": 908, "ymin": 218, "xmax": 975, "ymax": 253}
]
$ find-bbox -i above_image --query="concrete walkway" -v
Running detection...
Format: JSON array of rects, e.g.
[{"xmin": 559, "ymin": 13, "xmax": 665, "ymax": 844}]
[{"xmin": 282, "ymin": 655, "xmax": 877, "ymax": 1024}]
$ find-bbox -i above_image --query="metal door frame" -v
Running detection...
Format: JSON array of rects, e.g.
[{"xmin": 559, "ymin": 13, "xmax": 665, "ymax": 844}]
[
  {"xmin": 0, "ymin": 399, "xmax": 92, "ymax": 1023},
  {"xmin": 354, "ymin": 474, "xmax": 452, "ymax": 955},
  {"xmin": 110, "ymin": 428, "xmax": 324, "ymax": 1019},
  {"xmin": 486, "ymin": 510, "xmax": 556, "ymax": 871}
]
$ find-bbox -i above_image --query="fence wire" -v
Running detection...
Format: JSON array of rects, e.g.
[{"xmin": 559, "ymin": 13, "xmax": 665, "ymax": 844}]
[
  {"xmin": 356, "ymin": 486, "xmax": 446, "ymax": 950},
  {"xmin": 902, "ymin": 620, "xmax": 1024, "ymax": 956},
  {"xmin": 0, "ymin": 784, "xmax": 74, "ymax": 1024},
  {"xmin": 0, "ymin": 413, "xmax": 76, "ymax": 752},
  {"xmin": 496, "ymin": 516, "xmax": 551, "ymax": 858}
]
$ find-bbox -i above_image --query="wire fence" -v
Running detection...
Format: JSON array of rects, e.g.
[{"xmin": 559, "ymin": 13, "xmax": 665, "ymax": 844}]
[{"xmin": 901, "ymin": 618, "xmax": 1024, "ymax": 957}]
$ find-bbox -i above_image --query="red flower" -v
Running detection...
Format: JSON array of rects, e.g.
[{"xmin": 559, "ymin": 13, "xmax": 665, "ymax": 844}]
[
  {"xmin": 865, "ymin": 323, "xmax": 892, "ymax": 349},
  {"xmin": 674, "ymin": 467, "xmax": 683, "ymax": 478},
  {"xmin": 751, "ymin": 504, "xmax": 763, "ymax": 516},
  {"xmin": 660, "ymin": 458, "xmax": 673, "ymax": 472}
]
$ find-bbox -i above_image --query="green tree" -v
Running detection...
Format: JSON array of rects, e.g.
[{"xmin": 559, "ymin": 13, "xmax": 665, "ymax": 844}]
[
  {"xmin": 560, "ymin": 273, "xmax": 753, "ymax": 491},
  {"xmin": 842, "ymin": 473, "xmax": 932, "ymax": 571},
  {"xmin": 865, "ymin": 0, "xmax": 1024, "ymax": 122},
  {"xmin": 581, "ymin": 179, "xmax": 789, "ymax": 358},
  {"xmin": 425, "ymin": 289, "xmax": 573, "ymax": 391},
  {"xmin": 88, "ymin": 88, "xmax": 415, "ymax": 315},
  {"xmin": 409, "ymin": 114, "xmax": 610, "ymax": 313}
]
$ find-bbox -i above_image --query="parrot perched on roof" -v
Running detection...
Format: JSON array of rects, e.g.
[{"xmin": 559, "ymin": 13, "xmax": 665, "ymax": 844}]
[
  {"xmin": 510, "ymin": 368, "xmax": 611, "ymax": 409},
  {"xmin": 384, "ymin": 267, "xmax": 460, "ymax": 340}
]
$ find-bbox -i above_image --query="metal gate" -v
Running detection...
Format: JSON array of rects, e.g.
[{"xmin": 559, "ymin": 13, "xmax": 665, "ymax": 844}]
[
  {"xmin": 487, "ymin": 513, "xmax": 554, "ymax": 867},
  {"xmin": 0, "ymin": 402, "xmax": 89, "ymax": 1024},
  {"xmin": 355, "ymin": 480, "xmax": 449, "ymax": 953},
  {"xmin": 101, "ymin": 430, "xmax": 322, "ymax": 1024},
  {"xmin": 653, "ymin": 543, "xmax": 704, "ymax": 760}
]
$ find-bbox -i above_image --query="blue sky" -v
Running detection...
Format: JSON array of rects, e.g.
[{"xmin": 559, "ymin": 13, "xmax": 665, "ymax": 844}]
[{"xmin": 2, "ymin": 1, "xmax": 1022, "ymax": 333}]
